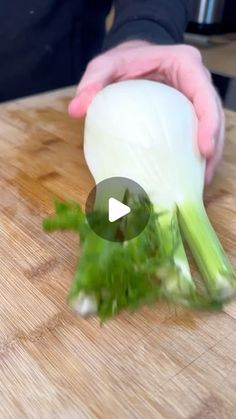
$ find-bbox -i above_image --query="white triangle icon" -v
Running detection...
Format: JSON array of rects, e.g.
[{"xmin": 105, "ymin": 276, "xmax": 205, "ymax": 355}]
[{"xmin": 108, "ymin": 197, "xmax": 131, "ymax": 223}]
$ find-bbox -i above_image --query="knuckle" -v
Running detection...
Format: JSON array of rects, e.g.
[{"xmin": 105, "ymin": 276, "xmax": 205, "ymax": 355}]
[
  {"xmin": 179, "ymin": 45, "xmax": 202, "ymax": 61},
  {"xmin": 86, "ymin": 55, "xmax": 104, "ymax": 71}
]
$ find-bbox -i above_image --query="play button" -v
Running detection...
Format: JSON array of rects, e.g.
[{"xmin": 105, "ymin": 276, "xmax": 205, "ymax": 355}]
[
  {"xmin": 108, "ymin": 198, "xmax": 131, "ymax": 222},
  {"xmin": 85, "ymin": 177, "xmax": 151, "ymax": 242}
]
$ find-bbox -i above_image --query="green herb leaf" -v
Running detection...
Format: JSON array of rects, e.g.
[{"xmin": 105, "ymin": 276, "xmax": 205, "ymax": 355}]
[{"xmin": 43, "ymin": 197, "xmax": 222, "ymax": 320}]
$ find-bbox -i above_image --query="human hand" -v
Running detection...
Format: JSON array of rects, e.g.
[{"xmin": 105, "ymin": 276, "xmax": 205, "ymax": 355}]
[{"xmin": 68, "ymin": 41, "xmax": 225, "ymax": 184}]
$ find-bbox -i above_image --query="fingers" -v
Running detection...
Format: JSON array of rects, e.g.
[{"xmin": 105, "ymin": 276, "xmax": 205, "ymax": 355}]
[
  {"xmin": 166, "ymin": 47, "xmax": 221, "ymax": 162},
  {"xmin": 68, "ymin": 83, "xmax": 104, "ymax": 118},
  {"xmin": 77, "ymin": 58, "xmax": 117, "ymax": 94},
  {"xmin": 68, "ymin": 41, "xmax": 166, "ymax": 118},
  {"xmin": 67, "ymin": 41, "xmax": 225, "ymax": 186},
  {"xmin": 68, "ymin": 58, "xmax": 117, "ymax": 118},
  {"xmin": 205, "ymin": 94, "xmax": 225, "ymax": 185},
  {"xmin": 193, "ymin": 84, "xmax": 220, "ymax": 158},
  {"xmin": 172, "ymin": 51, "xmax": 224, "ymax": 182}
]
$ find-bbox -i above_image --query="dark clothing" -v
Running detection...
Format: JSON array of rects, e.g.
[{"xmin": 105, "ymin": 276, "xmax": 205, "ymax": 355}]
[{"xmin": 0, "ymin": 1, "xmax": 189, "ymax": 102}]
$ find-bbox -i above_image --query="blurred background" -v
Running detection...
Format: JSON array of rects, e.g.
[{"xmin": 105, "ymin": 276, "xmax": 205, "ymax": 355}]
[
  {"xmin": 187, "ymin": 0, "xmax": 236, "ymax": 35},
  {"xmin": 186, "ymin": 0, "xmax": 236, "ymax": 111}
]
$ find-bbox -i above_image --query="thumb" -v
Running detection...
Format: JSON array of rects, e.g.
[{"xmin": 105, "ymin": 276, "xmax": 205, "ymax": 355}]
[{"xmin": 68, "ymin": 57, "xmax": 117, "ymax": 118}]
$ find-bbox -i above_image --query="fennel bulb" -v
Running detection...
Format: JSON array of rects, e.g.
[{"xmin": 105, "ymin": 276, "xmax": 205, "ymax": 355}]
[
  {"xmin": 43, "ymin": 80, "xmax": 236, "ymax": 319},
  {"xmin": 84, "ymin": 80, "xmax": 204, "ymax": 209},
  {"xmin": 84, "ymin": 80, "xmax": 235, "ymax": 304}
]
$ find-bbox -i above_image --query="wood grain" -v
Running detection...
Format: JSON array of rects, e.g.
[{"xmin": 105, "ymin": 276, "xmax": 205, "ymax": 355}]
[{"xmin": 0, "ymin": 87, "xmax": 236, "ymax": 419}]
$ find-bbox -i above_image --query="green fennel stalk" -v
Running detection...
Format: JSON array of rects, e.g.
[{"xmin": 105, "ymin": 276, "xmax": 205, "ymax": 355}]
[
  {"xmin": 43, "ymin": 197, "xmax": 222, "ymax": 320},
  {"xmin": 178, "ymin": 201, "xmax": 236, "ymax": 302}
]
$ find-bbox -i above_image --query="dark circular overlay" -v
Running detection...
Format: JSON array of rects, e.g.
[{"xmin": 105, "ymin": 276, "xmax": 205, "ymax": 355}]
[{"xmin": 85, "ymin": 177, "xmax": 151, "ymax": 242}]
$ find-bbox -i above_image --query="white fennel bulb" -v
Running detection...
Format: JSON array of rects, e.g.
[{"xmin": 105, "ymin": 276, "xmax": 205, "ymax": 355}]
[
  {"xmin": 84, "ymin": 80, "xmax": 236, "ymax": 304},
  {"xmin": 84, "ymin": 80, "xmax": 204, "ymax": 209}
]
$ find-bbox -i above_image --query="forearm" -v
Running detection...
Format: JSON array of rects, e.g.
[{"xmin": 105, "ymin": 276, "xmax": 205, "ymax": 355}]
[{"xmin": 103, "ymin": 0, "xmax": 191, "ymax": 50}]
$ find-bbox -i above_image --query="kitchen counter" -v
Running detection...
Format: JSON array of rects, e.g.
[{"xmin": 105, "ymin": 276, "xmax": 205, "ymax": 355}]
[{"xmin": 1, "ymin": 87, "xmax": 236, "ymax": 419}]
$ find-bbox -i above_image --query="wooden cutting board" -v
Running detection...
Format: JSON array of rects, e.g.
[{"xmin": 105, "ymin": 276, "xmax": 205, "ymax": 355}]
[{"xmin": 0, "ymin": 87, "xmax": 236, "ymax": 419}]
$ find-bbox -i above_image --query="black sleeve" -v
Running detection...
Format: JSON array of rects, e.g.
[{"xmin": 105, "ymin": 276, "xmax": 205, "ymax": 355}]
[{"xmin": 103, "ymin": 0, "xmax": 190, "ymax": 50}]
